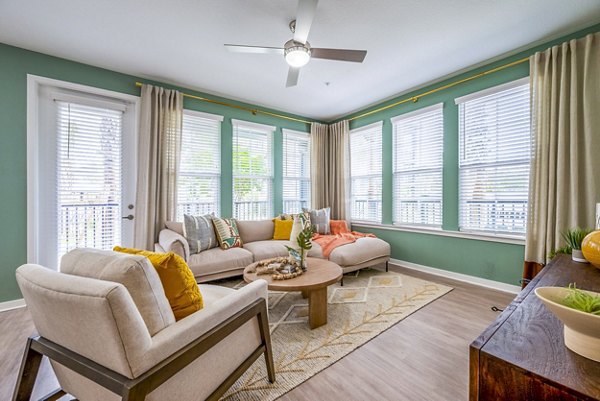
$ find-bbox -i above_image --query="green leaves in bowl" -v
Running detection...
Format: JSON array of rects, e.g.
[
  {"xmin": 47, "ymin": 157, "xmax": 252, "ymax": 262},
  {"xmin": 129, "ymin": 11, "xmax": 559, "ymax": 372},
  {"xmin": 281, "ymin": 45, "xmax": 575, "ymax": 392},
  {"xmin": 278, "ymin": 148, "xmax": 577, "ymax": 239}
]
[{"xmin": 562, "ymin": 284, "xmax": 600, "ymax": 316}]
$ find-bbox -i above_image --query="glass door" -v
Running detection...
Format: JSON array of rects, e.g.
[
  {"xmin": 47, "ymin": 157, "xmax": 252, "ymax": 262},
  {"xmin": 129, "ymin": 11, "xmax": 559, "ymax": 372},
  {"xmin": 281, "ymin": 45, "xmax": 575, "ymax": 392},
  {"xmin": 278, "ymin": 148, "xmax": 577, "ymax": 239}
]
[{"xmin": 35, "ymin": 84, "xmax": 137, "ymax": 269}]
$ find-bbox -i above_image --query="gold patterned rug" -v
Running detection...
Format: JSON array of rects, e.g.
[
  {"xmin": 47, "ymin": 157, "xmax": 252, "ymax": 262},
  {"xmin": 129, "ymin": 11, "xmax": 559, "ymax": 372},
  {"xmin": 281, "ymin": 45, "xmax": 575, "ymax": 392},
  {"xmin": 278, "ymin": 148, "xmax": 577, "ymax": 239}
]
[{"xmin": 218, "ymin": 268, "xmax": 452, "ymax": 401}]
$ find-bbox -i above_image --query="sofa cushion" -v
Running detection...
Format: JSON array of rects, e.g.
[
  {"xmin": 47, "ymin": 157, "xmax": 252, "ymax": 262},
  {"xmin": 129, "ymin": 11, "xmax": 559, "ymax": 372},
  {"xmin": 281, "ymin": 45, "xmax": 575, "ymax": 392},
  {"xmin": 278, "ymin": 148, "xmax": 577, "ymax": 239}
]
[
  {"xmin": 212, "ymin": 217, "xmax": 243, "ymax": 249},
  {"xmin": 272, "ymin": 219, "xmax": 293, "ymax": 240},
  {"xmin": 328, "ymin": 237, "xmax": 391, "ymax": 267},
  {"xmin": 113, "ymin": 247, "xmax": 203, "ymax": 321},
  {"xmin": 183, "ymin": 214, "xmax": 218, "ymax": 253},
  {"xmin": 60, "ymin": 248, "xmax": 175, "ymax": 336},
  {"xmin": 199, "ymin": 284, "xmax": 235, "ymax": 304},
  {"xmin": 243, "ymin": 240, "xmax": 291, "ymax": 261},
  {"xmin": 187, "ymin": 247, "xmax": 253, "ymax": 277},
  {"xmin": 303, "ymin": 207, "xmax": 331, "ymax": 234},
  {"xmin": 330, "ymin": 220, "xmax": 350, "ymax": 235},
  {"xmin": 237, "ymin": 220, "xmax": 274, "ymax": 243},
  {"xmin": 308, "ymin": 241, "xmax": 324, "ymax": 258}
]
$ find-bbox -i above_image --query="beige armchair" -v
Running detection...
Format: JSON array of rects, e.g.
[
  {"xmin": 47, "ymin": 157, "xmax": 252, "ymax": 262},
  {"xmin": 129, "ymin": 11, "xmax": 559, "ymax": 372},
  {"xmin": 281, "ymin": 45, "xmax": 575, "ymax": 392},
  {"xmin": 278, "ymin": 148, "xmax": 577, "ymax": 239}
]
[{"xmin": 13, "ymin": 249, "xmax": 274, "ymax": 401}]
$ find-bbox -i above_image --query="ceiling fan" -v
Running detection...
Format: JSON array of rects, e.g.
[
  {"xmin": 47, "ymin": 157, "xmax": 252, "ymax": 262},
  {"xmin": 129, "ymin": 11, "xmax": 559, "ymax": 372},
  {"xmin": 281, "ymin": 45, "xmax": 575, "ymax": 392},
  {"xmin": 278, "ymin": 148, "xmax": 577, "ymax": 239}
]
[{"xmin": 224, "ymin": 0, "xmax": 367, "ymax": 87}]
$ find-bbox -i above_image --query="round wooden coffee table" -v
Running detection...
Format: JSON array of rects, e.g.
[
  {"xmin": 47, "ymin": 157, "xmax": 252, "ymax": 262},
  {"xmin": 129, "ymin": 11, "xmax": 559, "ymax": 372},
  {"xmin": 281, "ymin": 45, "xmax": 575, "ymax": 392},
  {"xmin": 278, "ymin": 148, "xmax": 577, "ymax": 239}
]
[{"xmin": 244, "ymin": 257, "xmax": 342, "ymax": 329}]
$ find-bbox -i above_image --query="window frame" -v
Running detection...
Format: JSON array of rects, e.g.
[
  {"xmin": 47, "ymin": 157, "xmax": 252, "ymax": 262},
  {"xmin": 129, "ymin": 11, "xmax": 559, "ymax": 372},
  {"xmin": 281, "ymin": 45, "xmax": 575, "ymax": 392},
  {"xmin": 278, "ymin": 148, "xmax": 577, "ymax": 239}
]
[
  {"xmin": 282, "ymin": 128, "xmax": 311, "ymax": 214},
  {"xmin": 177, "ymin": 109, "xmax": 223, "ymax": 220},
  {"xmin": 231, "ymin": 119, "xmax": 275, "ymax": 220},
  {"xmin": 455, "ymin": 77, "xmax": 531, "ymax": 238},
  {"xmin": 349, "ymin": 121, "xmax": 383, "ymax": 223},
  {"xmin": 391, "ymin": 103, "xmax": 444, "ymax": 228}
]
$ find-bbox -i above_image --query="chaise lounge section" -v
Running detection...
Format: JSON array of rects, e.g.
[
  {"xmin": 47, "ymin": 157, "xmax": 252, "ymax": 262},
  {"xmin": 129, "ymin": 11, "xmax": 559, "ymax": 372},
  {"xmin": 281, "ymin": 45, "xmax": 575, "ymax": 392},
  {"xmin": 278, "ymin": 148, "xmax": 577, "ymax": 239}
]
[{"xmin": 155, "ymin": 219, "xmax": 391, "ymax": 283}]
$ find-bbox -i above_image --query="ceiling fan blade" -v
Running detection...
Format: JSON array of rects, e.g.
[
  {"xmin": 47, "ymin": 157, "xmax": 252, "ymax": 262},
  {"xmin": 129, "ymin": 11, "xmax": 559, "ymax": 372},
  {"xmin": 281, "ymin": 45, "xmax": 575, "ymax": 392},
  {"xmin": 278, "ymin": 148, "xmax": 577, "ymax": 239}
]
[
  {"xmin": 311, "ymin": 48, "xmax": 367, "ymax": 63},
  {"xmin": 286, "ymin": 67, "xmax": 300, "ymax": 87},
  {"xmin": 224, "ymin": 44, "xmax": 284, "ymax": 55},
  {"xmin": 293, "ymin": 0, "xmax": 318, "ymax": 44}
]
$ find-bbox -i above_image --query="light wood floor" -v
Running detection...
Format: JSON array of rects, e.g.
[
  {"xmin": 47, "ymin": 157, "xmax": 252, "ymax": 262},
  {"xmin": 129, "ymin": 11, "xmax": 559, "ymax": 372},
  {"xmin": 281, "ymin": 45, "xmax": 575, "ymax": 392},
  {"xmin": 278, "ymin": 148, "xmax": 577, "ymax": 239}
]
[{"xmin": 0, "ymin": 264, "xmax": 515, "ymax": 401}]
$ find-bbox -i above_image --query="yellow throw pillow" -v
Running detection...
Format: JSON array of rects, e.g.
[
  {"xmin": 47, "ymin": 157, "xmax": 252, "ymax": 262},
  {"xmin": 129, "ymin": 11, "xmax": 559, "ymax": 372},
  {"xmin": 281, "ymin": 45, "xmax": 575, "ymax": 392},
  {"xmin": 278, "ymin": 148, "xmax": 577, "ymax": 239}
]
[
  {"xmin": 273, "ymin": 218, "xmax": 294, "ymax": 240},
  {"xmin": 113, "ymin": 246, "xmax": 203, "ymax": 321}
]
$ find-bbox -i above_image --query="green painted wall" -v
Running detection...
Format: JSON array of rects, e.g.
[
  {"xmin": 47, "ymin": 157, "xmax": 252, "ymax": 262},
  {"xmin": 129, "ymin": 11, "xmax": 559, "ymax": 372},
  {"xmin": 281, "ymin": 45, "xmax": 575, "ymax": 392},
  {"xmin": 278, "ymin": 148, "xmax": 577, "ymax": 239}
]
[
  {"xmin": 2, "ymin": 23, "xmax": 599, "ymax": 302},
  {"xmin": 344, "ymin": 23, "xmax": 600, "ymax": 287},
  {"xmin": 0, "ymin": 43, "xmax": 311, "ymax": 302}
]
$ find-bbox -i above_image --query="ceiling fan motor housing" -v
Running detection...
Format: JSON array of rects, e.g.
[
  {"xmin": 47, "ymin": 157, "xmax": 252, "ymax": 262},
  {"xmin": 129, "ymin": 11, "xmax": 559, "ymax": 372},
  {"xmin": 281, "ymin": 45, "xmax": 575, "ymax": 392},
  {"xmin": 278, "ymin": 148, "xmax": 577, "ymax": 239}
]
[{"xmin": 284, "ymin": 39, "xmax": 311, "ymax": 67}]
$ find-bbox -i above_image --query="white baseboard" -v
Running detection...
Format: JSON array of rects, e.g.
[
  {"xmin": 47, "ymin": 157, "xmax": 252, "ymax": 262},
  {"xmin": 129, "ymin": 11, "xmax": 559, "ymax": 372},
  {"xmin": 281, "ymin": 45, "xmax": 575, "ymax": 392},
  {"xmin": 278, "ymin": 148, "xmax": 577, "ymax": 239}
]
[
  {"xmin": 0, "ymin": 298, "xmax": 26, "ymax": 312},
  {"xmin": 390, "ymin": 258, "xmax": 521, "ymax": 294}
]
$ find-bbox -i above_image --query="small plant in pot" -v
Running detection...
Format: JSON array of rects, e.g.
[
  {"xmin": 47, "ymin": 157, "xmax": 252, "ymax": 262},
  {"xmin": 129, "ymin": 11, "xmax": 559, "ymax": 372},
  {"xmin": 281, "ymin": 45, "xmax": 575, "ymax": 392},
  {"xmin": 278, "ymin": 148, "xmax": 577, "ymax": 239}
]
[{"xmin": 562, "ymin": 228, "xmax": 593, "ymax": 263}]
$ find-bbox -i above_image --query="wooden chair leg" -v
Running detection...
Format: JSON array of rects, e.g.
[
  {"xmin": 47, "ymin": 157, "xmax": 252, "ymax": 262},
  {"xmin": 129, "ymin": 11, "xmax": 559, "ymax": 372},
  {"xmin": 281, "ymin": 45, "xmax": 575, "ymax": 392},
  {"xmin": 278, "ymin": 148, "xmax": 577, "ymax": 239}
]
[
  {"xmin": 257, "ymin": 305, "xmax": 276, "ymax": 383},
  {"xmin": 39, "ymin": 388, "xmax": 66, "ymax": 401},
  {"xmin": 12, "ymin": 337, "xmax": 43, "ymax": 401},
  {"xmin": 122, "ymin": 385, "xmax": 150, "ymax": 401}
]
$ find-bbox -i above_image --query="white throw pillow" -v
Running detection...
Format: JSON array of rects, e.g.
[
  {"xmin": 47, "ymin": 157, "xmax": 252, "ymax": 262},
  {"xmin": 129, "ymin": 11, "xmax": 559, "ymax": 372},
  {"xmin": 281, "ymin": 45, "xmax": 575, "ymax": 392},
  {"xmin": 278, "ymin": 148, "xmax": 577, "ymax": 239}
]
[{"xmin": 289, "ymin": 215, "xmax": 304, "ymax": 250}]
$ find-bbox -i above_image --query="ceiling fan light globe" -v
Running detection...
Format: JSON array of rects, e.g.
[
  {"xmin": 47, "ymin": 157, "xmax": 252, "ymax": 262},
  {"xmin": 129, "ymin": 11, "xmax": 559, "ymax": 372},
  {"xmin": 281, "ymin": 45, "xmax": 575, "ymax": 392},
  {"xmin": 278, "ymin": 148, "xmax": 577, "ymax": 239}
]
[{"xmin": 285, "ymin": 46, "xmax": 311, "ymax": 67}]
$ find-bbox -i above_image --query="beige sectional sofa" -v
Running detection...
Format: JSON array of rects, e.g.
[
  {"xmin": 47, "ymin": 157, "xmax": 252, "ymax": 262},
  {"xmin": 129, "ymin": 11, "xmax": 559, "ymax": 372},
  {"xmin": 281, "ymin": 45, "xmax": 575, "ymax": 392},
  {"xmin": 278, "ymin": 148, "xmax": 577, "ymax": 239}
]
[{"xmin": 155, "ymin": 219, "xmax": 391, "ymax": 283}]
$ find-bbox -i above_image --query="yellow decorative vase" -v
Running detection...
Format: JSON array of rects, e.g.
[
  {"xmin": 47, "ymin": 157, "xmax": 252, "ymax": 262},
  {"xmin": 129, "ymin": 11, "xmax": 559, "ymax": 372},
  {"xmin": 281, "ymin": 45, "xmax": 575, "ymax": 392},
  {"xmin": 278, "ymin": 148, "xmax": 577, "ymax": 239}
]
[{"xmin": 582, "ymin": 231, "xmax": 600, "ymax": 269}]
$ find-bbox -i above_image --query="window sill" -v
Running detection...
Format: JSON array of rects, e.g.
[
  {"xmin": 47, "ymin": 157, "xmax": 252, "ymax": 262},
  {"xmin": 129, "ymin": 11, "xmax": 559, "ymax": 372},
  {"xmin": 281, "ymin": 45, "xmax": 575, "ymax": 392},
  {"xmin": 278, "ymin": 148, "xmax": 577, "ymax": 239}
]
[{"xmin": 350, "ymin": 222, "xmax": 526, "ymax": 246}]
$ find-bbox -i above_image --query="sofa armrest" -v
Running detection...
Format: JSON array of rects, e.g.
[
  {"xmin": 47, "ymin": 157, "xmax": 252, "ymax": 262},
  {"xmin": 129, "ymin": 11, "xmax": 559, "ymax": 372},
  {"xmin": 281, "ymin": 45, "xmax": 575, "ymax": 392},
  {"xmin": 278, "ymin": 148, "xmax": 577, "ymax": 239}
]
[
  {"xmin": 131, "ymin": 280, "xmax": 268, "ymax": 376},
  {"xmin": 158, "ymin": 229, "xmax": 190, "ymax": 261}
]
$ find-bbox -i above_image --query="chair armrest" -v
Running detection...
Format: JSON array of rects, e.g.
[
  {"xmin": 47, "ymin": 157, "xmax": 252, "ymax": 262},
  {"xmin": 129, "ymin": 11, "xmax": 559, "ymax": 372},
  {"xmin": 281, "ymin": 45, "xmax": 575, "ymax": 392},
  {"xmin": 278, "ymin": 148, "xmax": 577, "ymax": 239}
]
[
  {"xmin": 131, "ymin": 280, "xmax": 268, "ymax": 376},
  {"xmin": 158, "ymin": 229, "xmax": 190, "ymax": 261}
]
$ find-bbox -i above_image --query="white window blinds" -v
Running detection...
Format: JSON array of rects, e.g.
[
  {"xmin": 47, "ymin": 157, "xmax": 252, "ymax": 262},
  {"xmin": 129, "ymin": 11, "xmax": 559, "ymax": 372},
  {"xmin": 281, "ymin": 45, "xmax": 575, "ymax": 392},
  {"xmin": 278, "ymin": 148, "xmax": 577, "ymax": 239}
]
[
  {"xmin": 232, "ymin": 120, "xmax": 274, "ymax": 220},
  {"xmin": 392, "ymin": 104, "xmax": 444, "ymax": 227},
  {"xmin": 177, "ymin": 110, "xmax": 222, "ymax": 220},
  {"xmin": 56, "ymin": 100, "xmax": 124, "ymax": 265},
  {"xmin": 457, "ymin": 78, "xmax": 531, "ymax": 236},
  {"xmin": 350, "ymin": 122, "xmax": 383, "ymax": 222},
  {"xmin": 283, "ymin": 129, "xmax": 311, "ymax": 214}
]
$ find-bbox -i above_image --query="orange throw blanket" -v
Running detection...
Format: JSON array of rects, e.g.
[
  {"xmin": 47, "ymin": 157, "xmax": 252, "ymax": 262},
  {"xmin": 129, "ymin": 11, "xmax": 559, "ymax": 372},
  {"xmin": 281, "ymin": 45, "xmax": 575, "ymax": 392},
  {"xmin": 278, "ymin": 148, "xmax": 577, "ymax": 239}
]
[{"xmin": 312, "ymin": 221, "xmax": 375, "ymax": 258}]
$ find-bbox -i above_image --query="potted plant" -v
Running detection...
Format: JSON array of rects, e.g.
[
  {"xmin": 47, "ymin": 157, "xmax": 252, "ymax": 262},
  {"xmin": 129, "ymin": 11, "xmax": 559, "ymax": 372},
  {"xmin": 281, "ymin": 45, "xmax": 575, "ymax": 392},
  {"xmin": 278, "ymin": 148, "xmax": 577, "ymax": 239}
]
[{"xmin": 562, "ymin": 228, "xmax": 593, "ymax": 263}]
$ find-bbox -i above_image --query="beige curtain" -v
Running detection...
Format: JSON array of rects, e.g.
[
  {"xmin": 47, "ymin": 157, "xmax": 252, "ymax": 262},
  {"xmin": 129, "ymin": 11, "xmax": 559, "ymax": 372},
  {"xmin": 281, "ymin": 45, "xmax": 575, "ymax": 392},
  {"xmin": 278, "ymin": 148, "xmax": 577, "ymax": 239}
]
[
  {"xmin": 329, "ymin": 120, "xmax": 350, "ymax": 221},
  {"xmin": 134, "ymin": 84, "xmax": 183, "ymax": 250},
  {"xmin": 525, "ymin": 32, "xmax": 600, "ymax": 265},
  {"xmin": 310, "ymin": 121, "xmax": 350, "ymax": 220},
  {"xmin": 310, "ymin": 122, "xmax": 329, "ymax": 212}
]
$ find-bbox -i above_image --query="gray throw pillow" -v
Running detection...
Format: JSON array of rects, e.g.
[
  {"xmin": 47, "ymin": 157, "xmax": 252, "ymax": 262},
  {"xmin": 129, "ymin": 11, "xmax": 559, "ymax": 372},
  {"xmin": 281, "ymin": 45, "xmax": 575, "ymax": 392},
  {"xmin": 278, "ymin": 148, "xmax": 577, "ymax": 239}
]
[
  {"xmin": 303, "ymin": 207, "xmax": 330, "ymax": 234},
  {"xmin": 183, "ymin": 214, "xmax": 218, "ymax": 254}
]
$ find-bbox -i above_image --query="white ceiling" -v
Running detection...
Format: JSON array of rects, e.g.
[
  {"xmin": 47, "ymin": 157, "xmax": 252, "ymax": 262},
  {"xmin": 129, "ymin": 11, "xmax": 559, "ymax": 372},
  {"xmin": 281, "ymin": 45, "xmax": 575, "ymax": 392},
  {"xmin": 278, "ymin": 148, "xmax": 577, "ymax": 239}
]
[{"xmin": 1, "ymin": 1, "xmax": 600, "ymax": 121}]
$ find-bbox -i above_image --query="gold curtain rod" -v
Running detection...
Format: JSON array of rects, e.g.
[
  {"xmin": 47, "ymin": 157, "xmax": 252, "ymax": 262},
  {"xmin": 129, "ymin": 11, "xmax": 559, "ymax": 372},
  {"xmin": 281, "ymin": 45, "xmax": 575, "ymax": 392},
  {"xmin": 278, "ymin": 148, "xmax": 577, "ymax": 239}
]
[
  {"xmin": 136, "ymin": 55, "xmax": 528, "ymax": 125},
  {"xmin": 134, "ymin": 82, "xmax": 313, "ymax": 124},
  {"xmin": 347, "ymin": 56, "xmax": 530, "ymax": 122}
]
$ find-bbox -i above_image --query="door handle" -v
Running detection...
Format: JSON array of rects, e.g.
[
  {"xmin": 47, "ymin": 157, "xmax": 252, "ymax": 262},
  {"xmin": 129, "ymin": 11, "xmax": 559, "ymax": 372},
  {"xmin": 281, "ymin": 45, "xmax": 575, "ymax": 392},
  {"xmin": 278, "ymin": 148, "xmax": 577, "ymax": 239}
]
[{"xmin": 122, "ymin": 214, "xmax": 134, "ymax": 220}]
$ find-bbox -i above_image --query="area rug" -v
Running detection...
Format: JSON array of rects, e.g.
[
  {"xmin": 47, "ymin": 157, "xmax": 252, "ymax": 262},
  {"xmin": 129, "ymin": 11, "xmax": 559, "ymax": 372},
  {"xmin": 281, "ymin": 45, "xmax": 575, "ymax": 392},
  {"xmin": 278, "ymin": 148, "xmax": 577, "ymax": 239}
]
[{"xmin": 217, "ymin": 268, "xmax": 452, "ymax": 400}]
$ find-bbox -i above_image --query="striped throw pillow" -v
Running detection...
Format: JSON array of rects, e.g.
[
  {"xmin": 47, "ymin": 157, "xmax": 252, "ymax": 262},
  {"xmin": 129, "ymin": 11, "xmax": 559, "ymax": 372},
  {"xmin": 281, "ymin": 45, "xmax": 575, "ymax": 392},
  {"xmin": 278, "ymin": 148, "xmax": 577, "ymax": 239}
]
[
  {"xmin": 183, "ymin": 214, "xmax": 218, "ymax": 254},
  {"xmin": 303, "ymin": 207, "xmax": 330, "ymax": 234}
]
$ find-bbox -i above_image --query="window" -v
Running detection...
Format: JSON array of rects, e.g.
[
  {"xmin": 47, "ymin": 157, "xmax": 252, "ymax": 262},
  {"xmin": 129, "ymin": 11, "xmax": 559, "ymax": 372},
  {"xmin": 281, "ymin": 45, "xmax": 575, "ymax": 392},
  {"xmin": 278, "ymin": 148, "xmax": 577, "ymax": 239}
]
[
  {"xmin": 350, "ymin": 121, "xmax": 382, "ymax": 222},
  {"xmin": 55, "ymin": 100, "xmax": 125, "ymax": 265},
  {"xmin": 282, "ymin": 129, "xmax": 311, "ymax": 213},
  {"xmin": 177, "ymin": 110, "xmax": 222, "ymax": 220},
  {"xmin": 456, "ymin": 77, "xmax": 531, "ymax": 236},
  {"xmin": 392, "ymin": 104, "xmax": 444, "ymax": 227},
  {"xmin": 232, "ymin": 120, "xmax": 274, "ymax": 220}
]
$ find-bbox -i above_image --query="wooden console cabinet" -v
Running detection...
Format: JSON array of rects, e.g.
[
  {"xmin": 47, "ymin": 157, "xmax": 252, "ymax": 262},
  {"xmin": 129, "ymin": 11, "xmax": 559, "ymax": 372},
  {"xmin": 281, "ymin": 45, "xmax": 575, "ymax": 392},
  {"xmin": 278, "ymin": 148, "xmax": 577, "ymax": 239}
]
[{"xmin": 470, "ymin": 255, "xmax": 600, "ymax": 401}]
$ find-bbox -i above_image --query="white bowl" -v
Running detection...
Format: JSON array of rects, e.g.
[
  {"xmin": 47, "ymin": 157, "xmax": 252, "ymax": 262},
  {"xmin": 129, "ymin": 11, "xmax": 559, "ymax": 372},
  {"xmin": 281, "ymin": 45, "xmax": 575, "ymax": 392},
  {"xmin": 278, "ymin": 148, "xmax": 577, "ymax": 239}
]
[{"xmin": 535, "ymin": 286, "xmax": 600, "ymax": 362}]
